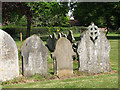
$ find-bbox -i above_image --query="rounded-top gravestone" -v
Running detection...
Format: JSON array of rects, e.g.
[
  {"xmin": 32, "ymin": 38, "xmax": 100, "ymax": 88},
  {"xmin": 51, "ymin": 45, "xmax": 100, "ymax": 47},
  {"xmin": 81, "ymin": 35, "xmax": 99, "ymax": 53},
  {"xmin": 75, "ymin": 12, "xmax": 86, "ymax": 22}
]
[
  {"xmin": 0, "ymin": 29, "xmax": 19, "ymax": 82},
  {"xmin": 77, "ymin": 23, "xmax": 111, "ymax": 74},
  {"xmin": 52, "ymin": 37, "xmax": 76, "ymax": 77},
  {"xmin": 21, "ymin": 35, "xmax": 48, "ymax": 77}
]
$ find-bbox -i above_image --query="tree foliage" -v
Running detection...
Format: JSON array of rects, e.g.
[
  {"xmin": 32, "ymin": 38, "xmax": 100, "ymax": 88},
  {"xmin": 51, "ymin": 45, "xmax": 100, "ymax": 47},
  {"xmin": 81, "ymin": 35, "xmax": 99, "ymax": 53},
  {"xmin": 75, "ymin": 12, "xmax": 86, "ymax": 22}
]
[
  {"xmin": 72, "ymin": 2, "xmax": 120, "ymax": 31},
  {"xmin": 27, "ymin": 2, "xmax": 69, "ymax": 26}
]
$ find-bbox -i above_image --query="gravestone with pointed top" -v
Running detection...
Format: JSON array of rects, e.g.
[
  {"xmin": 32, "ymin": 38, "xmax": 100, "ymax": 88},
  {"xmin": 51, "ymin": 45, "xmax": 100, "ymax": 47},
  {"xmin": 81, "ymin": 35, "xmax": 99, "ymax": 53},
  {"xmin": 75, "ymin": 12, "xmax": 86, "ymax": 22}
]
[
  {"xmin": 0, "ymin": 29, "xmax": 19, "ymax": 82},
  {"xmin": 21, "ymin": 35, "xmax": 48, "ymax": 77},
  {"xmin": 77, "ymin": 23, "xmax": 111, "ymax": 74},
  {"xmin": 52, "ymin": 37, "xmax": 76, "ymax": 77}
]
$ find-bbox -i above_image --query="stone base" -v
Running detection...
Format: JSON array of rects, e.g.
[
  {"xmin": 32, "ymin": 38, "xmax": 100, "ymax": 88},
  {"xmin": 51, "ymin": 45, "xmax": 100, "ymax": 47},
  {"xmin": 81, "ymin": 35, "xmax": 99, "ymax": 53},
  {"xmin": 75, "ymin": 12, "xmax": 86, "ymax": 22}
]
[{"xmin": 55, "ymin": 69, "xmax": 73, "ymax": 77}]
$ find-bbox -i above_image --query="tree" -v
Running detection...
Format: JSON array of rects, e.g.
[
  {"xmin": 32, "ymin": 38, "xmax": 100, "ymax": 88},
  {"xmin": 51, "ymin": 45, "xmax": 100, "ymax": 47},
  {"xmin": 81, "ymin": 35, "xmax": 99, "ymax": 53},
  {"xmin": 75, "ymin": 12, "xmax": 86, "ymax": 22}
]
[
  {"xmin": 2, "ymin": 2, "xmax": 69, "ymax": 38},
  {"xmin": 2, "ymin": 2, "xmax": 32, "ymax": 38},
  {"xmin": 28, "ymin": 2, "xmax": 69, "ymax": 27},
  {"xmin": 72, "ymin": 2, "xmax": 120, "ymax": 34}
]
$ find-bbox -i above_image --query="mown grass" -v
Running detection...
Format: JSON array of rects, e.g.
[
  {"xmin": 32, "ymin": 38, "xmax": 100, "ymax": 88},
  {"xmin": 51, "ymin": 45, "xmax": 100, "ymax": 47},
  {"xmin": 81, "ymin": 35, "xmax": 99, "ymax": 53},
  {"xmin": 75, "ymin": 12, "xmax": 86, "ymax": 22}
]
[{"xmin": 2, "ymin": 33, "xmax": 119, "ymax": 88}]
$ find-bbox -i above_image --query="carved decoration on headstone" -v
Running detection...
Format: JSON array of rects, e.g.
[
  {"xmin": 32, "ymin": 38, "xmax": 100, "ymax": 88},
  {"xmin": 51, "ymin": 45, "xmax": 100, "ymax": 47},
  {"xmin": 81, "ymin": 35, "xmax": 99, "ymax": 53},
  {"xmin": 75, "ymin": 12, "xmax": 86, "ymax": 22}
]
[
  {"xmin": 0, "ymin": 29, "xmax": 19, "ymax": 82},
  {"xmin": 21, "ymin": 35, "xmax": 48, "ymax": 77},
  {"xmin": 77, "ymin": 23, "xmax": 111, "ymax": 74},
  {"xmin": 52, "ymin": 37, "xmax": 76, "ymax": 77}
]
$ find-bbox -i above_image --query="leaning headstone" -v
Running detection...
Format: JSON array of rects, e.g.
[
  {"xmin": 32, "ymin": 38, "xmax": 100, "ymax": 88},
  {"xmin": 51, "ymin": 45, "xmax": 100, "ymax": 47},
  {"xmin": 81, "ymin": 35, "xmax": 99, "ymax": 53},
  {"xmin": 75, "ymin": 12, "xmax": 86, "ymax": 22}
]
[
  {"xmin": 21, "ymin": 35, "xmax": 48, "ymax": 77},
  {"xmin": 67, "ymin": 30, "xmax": 75, "ymax": 43},
  {"xmin": 77, "ymin": 23, "xmax": 111, "ymax": 74},
  {"xmin": 52, "ymin": 37, "xmax": 76, "ymax": 77},
  {"xmin": 46, "ymin": 33, "xmax": 57, "ymax": 52},
  {"xmin": 0, "ymin": 29, "xmax": 19, "ymax": 82}
]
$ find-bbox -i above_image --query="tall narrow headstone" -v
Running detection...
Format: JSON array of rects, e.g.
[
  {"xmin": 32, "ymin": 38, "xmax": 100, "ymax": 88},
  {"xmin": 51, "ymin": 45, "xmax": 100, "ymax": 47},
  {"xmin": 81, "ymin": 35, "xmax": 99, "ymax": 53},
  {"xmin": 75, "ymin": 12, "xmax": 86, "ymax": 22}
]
[
  {"xmin": 0, "ymin": 29, "xmax": 19, "ymax": 82},
  {"xmin": 52, "ymin": 37, "xmax": 76, "ymax": 77},
  {"xmin": 77, "ymin": 23, "xmax": 111, "ymax": 74},
  {"xmin": 21, "ymin": 35, "xmax": 48, "ymax": 77}
]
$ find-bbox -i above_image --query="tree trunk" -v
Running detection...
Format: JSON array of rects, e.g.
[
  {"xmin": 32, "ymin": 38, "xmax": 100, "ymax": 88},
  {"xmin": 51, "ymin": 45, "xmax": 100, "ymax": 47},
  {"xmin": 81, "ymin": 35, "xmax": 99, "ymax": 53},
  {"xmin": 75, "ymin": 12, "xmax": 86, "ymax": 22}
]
[{"xmin": 26, "ymin": 15, "xmax": 31, "ymax": 38}]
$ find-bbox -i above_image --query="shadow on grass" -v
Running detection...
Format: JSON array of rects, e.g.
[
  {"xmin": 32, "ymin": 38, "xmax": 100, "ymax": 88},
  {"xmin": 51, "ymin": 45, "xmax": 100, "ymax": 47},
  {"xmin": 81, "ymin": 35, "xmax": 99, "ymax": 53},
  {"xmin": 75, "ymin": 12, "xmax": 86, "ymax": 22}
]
[{"xmin": 107, "ymin": 36, "xmax": 120, "ymax": 40}]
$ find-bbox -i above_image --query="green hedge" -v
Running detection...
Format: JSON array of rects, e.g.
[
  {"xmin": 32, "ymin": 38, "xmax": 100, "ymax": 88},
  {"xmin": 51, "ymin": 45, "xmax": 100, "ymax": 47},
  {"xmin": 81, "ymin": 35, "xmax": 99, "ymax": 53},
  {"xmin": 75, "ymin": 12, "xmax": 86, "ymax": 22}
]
[{"xmin": 2, "ymin": 26, "xmax": 87, "ymax": 40}]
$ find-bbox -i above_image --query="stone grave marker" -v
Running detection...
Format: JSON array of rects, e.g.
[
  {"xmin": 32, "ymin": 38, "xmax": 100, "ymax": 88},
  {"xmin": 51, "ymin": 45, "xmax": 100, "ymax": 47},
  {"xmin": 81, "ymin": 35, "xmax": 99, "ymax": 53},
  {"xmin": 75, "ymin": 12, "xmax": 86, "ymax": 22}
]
[
  {"xmin": 61, "ymin": 32, "xmax": 67, "ymax": 38},
  {"xmin": 21, "ymin": 35, "xmax": 48, "ymax": 77},
  {"xmin": 58, "ymin": 33, "xmax": 62, "ymax": 39},
  {"xmin": 67, "ymin": 30, "xmax": 75, "ymax": 43},
  {"xmin": 46, "ymin": 33, "xmax": 57, "ymax": 52},
  {"xmin": 0, "ymin": 29, "xmax": 19, "ymax": 82},
  {"xmin": 52, "ymin": 37, "xmax": 76, "ymax": 77},
  {"xmin": 77, "ymin": 23, "xmax": 111, "ymax": 74}
]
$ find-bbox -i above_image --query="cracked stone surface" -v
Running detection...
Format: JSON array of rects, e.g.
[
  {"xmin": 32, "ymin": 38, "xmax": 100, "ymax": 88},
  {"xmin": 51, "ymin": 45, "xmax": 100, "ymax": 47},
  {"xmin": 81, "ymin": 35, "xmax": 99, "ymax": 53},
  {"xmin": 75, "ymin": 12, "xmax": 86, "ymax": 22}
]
[
  {"xmin": 21, "ymin": 35, "xmax": 48, "ymax": 77},
  {"xmin": 0, "ymin": 29, "xmax": 19, "ymax": 82}
]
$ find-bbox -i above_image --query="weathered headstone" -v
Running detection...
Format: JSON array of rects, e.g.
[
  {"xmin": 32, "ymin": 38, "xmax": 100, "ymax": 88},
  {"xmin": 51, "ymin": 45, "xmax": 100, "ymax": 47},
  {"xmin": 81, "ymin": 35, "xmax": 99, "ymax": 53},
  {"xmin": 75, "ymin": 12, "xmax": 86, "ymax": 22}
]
[
  {"xmin": 77, "ymin": 23, "xmax": 111, "ymax": 74},
  {"xmin": 0, "ymin": 29, "xmax": 19, "ymax": 82},
  {"xmin": 52, "ymin": 37, "xmax": 76, "ymax": 77},
  {"xmin": 46, "ymin": 33, "xmax": 57, "ymax": 52},
  {"xmin": 67, "ymin": 30, "xmax": 75, "ymax": 43},
  {"xmin": 21, "ymin": 35, "xmax": 48, "ymax": 77}
]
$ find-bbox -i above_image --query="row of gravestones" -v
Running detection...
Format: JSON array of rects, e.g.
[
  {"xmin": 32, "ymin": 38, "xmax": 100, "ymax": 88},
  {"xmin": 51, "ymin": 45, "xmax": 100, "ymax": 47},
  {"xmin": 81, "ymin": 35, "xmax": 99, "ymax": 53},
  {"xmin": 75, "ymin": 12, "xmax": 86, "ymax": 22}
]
[
  {"xmin": 0, "ymin": 23, "xmax": 111, "ymax": 82},
  {"xmin": 46, "ymin": 30, "xmax": 76, "ymax": 52}
]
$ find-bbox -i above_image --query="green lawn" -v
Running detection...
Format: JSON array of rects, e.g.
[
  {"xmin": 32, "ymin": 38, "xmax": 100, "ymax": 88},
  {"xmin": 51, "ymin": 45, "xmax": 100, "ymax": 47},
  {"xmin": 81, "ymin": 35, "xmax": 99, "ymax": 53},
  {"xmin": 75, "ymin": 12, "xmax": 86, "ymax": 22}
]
[{"xmin": 2, "ymin": 33, "xmax": 119, "ymax": 88}]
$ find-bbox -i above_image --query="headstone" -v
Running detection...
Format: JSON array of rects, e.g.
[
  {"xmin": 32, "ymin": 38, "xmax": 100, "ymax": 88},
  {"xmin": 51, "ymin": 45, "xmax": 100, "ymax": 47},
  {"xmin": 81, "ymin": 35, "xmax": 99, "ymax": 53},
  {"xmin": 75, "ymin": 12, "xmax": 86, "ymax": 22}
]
[
  {"xmin": 61, "ymin": 32, "xmax": 67, "ymax": 38},
  {"xmin": 46, "ymin": 33, "xmax": 57, "ymax": 52},
  {"xmin": 77, "ymin": 23, "xmax": 111, "ymax": 74},
  {"xmin": 21, "ymin": 35, "xmax": 48, "ymax": 77},
  {"xmin": 0, "ymin": 29, "xmax": 19, "ymax": 82},
  {"xmin": 58, "ymin": 33, "xmax": 62, "ymax": 39},
  {"xmin": 67, "ymin": 30, "xmax": 75, "ymax": 43},
  {"xmin": 52, "ymin": 37, "xmax": 76, "ymax": 77}
]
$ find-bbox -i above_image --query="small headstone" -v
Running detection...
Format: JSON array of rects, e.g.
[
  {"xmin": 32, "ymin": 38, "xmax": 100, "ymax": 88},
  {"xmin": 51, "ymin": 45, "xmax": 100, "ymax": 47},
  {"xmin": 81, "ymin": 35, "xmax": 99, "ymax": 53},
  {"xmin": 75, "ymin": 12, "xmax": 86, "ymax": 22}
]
[
  {"xmin": 47, "ymin": 33, "xmax": 57, "ymax": 52},
  {"xmin": 67, "ymin": 30, "xmax": 75, "ymax": 43},
  {"xmin": 0, "ymin": 29, "xmax": 19, "ymax": 82},
  {"xmin": 58, "ymin": 33, "xmax": 62, "ymax": 39},
  {"xmin": 21, "ymin": 35, "xmax": 48, "ymax": 77},
  {"xmin": 52, "ymin": 37, "xmax": 76, "ymax": 77},
  {"xmin": 77, "ymin": 23, "xmax": 111, "ymax": 74}
]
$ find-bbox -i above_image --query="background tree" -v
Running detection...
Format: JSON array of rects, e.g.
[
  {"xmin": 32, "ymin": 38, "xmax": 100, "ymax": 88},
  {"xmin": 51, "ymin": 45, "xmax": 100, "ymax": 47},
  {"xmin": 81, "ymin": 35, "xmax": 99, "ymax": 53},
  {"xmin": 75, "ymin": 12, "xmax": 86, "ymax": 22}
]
[
  {"xmin": 2, "ymin": 2, "xmax": 69, "ymax": 38},
  {"xmin": 2, "ymin": 2, "xmax": 32, "ymax": 37},
  {"xmin": 72, "ymin": 2, "xmax": 120, "ymax": 34}
]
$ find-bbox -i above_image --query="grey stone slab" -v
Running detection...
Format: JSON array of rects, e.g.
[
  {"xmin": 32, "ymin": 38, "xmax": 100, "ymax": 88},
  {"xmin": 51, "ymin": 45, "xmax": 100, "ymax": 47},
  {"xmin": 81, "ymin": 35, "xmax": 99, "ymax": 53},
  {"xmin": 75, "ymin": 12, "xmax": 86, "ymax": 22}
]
[
  {"xmin": 77, "ymin": 23, "xmax": 111, "ymax": 74},
  {"xmin": 21, "ymin": 35, "xmax": 48, "ymax": 77},
  {"xmin": 52, "ymin": 37, "xmax": 76, "ymax": 77},
  {"xmin": 0, "ymin": 29, "xmax": 19, "ymax": 82}
]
